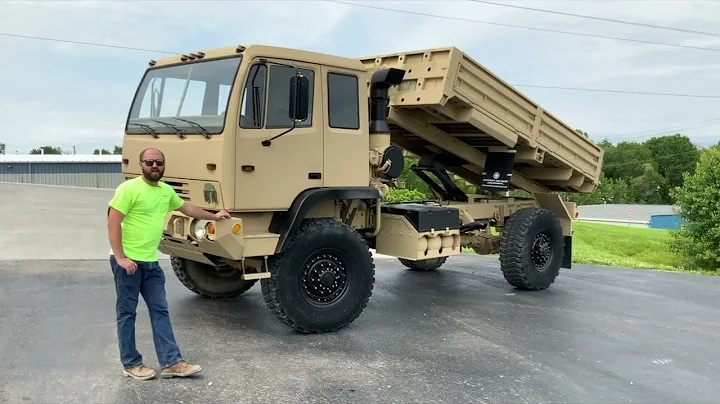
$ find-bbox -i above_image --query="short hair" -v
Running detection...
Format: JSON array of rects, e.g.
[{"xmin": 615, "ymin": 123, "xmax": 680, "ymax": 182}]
[{"xmin": 139, "ymin": 148, "xmax": 165, "ymax": 161}]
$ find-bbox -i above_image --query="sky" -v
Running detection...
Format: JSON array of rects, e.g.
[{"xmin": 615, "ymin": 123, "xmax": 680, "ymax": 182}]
[{"xmin": 1, "ymin": 0, "xmax": 719, "ymax": 155}]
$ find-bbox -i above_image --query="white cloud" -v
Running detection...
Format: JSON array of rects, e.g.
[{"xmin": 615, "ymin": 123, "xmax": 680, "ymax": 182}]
[{"xmin": 1, "ymin": 0, "xmax": 720, "ymax": 154}]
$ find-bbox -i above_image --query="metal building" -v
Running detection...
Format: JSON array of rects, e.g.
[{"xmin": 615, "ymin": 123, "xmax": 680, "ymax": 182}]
[{"xmin": 0, "ymin": 154, "xmax": 124, "ymax": 189}]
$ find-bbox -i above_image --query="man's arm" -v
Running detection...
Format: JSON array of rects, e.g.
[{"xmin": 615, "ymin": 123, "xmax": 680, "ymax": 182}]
[
  {"xmin": 178, "ymin": 201, "xmax": 230, "ymax": 220},
  {"xmin": 107, "ymin": 207, "xmax": 127, "ymax": 259},
  {"xmin": 107, "ymin": 183, "xmax": 138, "ymax": 274}
]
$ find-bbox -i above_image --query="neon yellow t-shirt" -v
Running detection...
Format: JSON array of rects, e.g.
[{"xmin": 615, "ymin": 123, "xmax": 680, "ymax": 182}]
[{"xmin": 108, "ymin": 176, "xmax": 185, "ymax": 262}]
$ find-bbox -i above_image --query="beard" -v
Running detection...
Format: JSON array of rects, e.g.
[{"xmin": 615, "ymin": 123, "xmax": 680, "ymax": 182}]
[{"xmin": 142, "ymin": 168, "xmax": 163, "ymax": 182}]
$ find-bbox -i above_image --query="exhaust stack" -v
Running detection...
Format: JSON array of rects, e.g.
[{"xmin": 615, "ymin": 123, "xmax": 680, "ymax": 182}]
[{"xmin": 367, "ymin": 67, "xmax": 406, "ymax": 194}]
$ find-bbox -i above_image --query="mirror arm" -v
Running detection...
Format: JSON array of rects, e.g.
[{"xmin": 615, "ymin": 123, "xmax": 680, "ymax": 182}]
[
  {"xmin": 261, "ymin": 120, "xmax": 296, "ymax": 147},
  {"xmin": 261, "ymin": 62, "xmax": 304, "ymax": 147}
]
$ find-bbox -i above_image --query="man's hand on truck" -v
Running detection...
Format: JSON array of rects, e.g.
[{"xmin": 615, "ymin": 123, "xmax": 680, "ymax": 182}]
[{"xmin": 178, "ymin": 202, "xmax": 231, "ymax": 221}]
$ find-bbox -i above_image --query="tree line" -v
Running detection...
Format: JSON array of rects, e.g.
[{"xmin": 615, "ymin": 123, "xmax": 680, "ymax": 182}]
[
  {"xmin": 564, "ymin": 134, "xmax": 702, "ymax": 206},
  {"xmin": 20, "ymin": 145, "xmax": 123, "ymax": 155}
]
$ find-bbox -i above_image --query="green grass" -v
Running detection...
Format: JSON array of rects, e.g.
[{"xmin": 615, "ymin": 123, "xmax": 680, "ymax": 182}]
[{"xmin": 570, "ymin": 221, "xmax": 689, "ymax": 271}]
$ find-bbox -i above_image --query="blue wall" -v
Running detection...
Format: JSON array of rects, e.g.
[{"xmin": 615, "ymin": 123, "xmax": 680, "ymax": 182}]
[{"xmin": 649, "ymin": 214, "xmax": 683, "ymax": 230}]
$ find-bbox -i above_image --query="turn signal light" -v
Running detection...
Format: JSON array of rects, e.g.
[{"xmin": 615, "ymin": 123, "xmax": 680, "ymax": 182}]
[
  {"xmin": 232, "ymin": 224, "xmax": 242, "ymax": 234},
  {"xmin": 207, "ymin": 223, "xmax": 216, "ymax": 235}
]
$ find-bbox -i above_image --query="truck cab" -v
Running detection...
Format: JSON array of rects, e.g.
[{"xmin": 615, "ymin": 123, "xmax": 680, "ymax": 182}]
[{"xmin": 123, "ymin": 45, "xmax": 372, "ymax": 214}]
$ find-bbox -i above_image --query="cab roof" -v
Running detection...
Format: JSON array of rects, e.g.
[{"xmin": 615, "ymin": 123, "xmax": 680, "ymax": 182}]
[{"xmin": 147, "ymin": 44, "xmax": 367, "ymax": 72}]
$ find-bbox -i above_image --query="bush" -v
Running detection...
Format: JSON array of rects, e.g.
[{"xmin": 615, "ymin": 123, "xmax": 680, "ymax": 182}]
[
  {"xmin": 669, "ymin": 146, "xmax": 720, "ymax": 271},
  {"xmin": 385, "ymin": 188, "xmax": 428, "ymax": 203}
]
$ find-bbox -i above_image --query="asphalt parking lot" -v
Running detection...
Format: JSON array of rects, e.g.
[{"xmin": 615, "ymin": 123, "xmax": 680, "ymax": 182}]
[{"xmin": 2, "ymin": 182, "xmax": 720, "ymax": 403}]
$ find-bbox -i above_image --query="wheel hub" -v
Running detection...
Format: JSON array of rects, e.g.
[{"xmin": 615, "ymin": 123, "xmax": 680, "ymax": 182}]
[
  {"xmin": 300, "ymin": 252, "xmax": 348, "ymax": 305},
  {"xmin": 319, "ymin": 271, "xmax": 336, "ymax": 287},
  {"xmin": 531, "ymin": 230, "xmax": 553, "ymax": 271}
]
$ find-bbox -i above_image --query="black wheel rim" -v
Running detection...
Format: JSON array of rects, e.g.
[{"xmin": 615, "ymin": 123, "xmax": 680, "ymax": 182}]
[
  {"xmin": 530, "ymin": 230, "xmax": 553, "ymax": 272},
  {"xmin": 299, "ymin": 249, "xmax": 350, "ymax": 307}
]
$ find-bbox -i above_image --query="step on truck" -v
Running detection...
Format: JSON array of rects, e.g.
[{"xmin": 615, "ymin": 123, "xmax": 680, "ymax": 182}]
[{"xmin": 120, "ymin": 44, "xmax": 604, "ymax": 334}]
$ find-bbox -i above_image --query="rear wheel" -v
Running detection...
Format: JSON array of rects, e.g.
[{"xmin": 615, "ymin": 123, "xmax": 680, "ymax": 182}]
[
  {"xmin": 260, "ymin": 218, "xmax": 375, "ymax": 334},
  {"xmin": 398, "ymin": 257, "xmax": 447, "ymax": 271},
  {"xmin": 170, "ymin": 256, "xmax": 258, "ymax": 299},
  {"xmin": 498, "ymin": 207, "xmax": 565, "ymax": 291}
]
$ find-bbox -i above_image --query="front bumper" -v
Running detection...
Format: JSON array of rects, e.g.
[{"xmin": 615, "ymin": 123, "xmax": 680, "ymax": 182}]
[{"xmin": 159, "ymin": 211, "xmax": 245, "ymax": 262}]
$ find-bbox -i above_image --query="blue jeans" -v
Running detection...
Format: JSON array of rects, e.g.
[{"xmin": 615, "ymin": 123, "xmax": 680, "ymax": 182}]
[{"xmin": 110, "ymin": 256, "xmax": 183, "ymax": 369}]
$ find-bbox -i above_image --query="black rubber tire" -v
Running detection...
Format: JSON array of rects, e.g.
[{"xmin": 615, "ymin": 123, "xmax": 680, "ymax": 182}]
[
  {"xmin": 498, "ymin": 207, "xmax": 565, "ymax": 291},
  {"xmin": 170, "ymin": 256, "xmax": 258, "ymax": 299},
  {"xmin": 398, "ymin": 257, "xmax": 447, "ymax": 271},
  {"xmin": 260, "ymin": 218, "xmax": 375, "ymax": 334}
]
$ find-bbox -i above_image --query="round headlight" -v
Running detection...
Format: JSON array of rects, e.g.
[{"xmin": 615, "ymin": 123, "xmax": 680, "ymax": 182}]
[{"xmin": 192, "ymin": 220, "xmax": 206, "ymax": 239}]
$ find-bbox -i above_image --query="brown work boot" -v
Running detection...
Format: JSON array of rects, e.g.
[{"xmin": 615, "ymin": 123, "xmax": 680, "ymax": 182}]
[
  {"xmin": 122, "ymin": 364, "xmax": 156, "ymax": 381},
  {"xmin": 161, "ymin": 360, "xmax": 202, "ymax": 378}
]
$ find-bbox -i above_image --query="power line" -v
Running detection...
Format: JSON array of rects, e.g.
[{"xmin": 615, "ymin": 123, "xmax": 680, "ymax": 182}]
[
  {"xmin": 602, "ymin": 149, "xmax": 703, "ymax": 168},
  {"xmin": 514, "ymin": 85, "xmax": 720, "ymax": 99},
  {"xmin": 2, "ymin": 30, "xmax": 720, "ymax": 100},
  {"xmin": 0, "ymin": 32, "xmax": 177, "ymax": 55},
  {"xmin": 326, "ymin": 0, "xmax": 720, "ymax": 53},
  {"xmin": 594, "ymin": 117, "xmax": 720, "ymax": 142},
  {"xmin": 613, "ymin": 117, "xmax": 720, "ymax": 138},
  {"xmin": 613, "ymin": 119, "xmax": 720, "ymax": 140},
  {"xmin": 469, "ymin": 0, "xmax": 720, "ymax": 38},
  {"xmin": 0, "ymin": 0, "xmax": 706, "ymax": 2}
]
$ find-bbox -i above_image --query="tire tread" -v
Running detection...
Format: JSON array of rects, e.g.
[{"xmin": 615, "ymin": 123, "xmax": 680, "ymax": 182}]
[
  {"xmin": 499, "ymin": 207, "xmax": 562, "ymax": 291},
  {"xmin": 260, "ymin": 218, "xmax": 375, "ymax": 333},
  {"xmin": 170, "ymin": 256, "xmax": 257, "ymax": 299}
]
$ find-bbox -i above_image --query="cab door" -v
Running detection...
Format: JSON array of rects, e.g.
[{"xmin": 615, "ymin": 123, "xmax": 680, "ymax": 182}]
[
  {"xmin": 320, "ymin": 65, "xmax": 369, "ymax": 187},
  {"xmin": 234, "ymin": 58, "xmax": 324, "ymax": 211}
]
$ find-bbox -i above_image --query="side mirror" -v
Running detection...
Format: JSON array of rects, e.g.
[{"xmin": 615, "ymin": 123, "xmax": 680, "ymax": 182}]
[{"xmin": 289, "ymin": 74, "xmax": 310, "ymax": 122}]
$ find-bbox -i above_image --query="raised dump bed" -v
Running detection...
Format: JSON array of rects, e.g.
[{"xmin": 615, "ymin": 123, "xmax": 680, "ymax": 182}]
[{"xmin": 358, "ymin": 46, "xmax": 604, "ymax": 195}]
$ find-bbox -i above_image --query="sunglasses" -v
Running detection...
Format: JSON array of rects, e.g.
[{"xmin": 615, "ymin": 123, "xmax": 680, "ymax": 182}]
[{"xmin": 142, "ymin": 159, "xmax": 165, "ymax": 167}]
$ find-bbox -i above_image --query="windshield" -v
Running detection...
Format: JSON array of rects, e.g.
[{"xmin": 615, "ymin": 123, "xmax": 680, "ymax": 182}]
[{"xmin": 126, "ymin": 55, "xmax": 242, "ymax": 135}]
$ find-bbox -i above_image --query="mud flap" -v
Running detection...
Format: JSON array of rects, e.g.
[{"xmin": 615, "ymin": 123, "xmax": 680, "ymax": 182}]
[{"xmin": 562, "ymin": 235, "xmax": 572, "ymax": 269}]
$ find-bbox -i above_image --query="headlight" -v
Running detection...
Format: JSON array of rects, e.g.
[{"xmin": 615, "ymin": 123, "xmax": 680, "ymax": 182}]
[{"xmin": 192, "ymin": 220, "xmax": 206, "ymax": 239}]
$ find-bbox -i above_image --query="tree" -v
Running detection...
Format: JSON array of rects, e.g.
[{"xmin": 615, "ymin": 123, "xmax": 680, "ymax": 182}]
[
  {"xmin": 602, "ymin": 141, "xmax": 653, "ymax": 180},
  {"xmin": 629, "ymin": 162, "xmax": 668, "ymax": 204},
  {"xmin": 29, "ymin": 146, "xmax": 62, "ymax": 155},
  {"xmin": 113, "ymin": 145, "xmax": 122, "ymax": 154},
  {"xmin": 669, "ymin": 146, "xmax": 720, "ymax": 271},
  {"xmin": 93, "ymin": 148, "xmax": 111, "ymax": 155},
  {"xmin": 644, "ymin": 134, "xmax": 699, "ymax": 203},
  {"xmin": 0, "ymin": 143, "xmax": 5, "ymax": 155}
]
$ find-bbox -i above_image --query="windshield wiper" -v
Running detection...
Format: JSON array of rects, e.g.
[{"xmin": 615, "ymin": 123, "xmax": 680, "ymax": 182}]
[
  {"xmin": 128, "ymin": 123, "xmax": 159, "ymax": 138},
  {"xmin": 149, "ymin": 118, "xmax": 186, "ymax": 139},
  {"xmin": 171, "ymin": 117, "xmax": 211, "ymax": 139}
]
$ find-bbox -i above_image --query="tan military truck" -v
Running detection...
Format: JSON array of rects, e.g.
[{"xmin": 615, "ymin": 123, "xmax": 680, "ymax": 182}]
[{"xmin": 120, "ymin": 44, "xmax": 603, "ymax": 333}]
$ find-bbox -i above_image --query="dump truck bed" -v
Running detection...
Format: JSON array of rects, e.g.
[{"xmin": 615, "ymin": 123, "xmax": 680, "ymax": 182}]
[{"xmin": 358, "ymin": 47, "xmax": 604, "ymax": 194}]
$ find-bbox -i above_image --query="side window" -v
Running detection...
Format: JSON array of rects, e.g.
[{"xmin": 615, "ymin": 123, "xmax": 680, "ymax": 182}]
[
  {"xmin": 240, "ymin": 64, "xmax": 267, "ymax": 129},
  {"xmin": 266, "ymin": 65, "xmax": 314, "ymax": 129},
  {"xmin": 327, "ymin": 73, "xmax": 359, "ymax": 130}
]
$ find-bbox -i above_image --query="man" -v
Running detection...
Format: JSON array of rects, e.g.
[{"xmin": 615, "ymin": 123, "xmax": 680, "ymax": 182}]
[{"xmin": 107, "ymin": 147, "xmax": 230, "ymax": 381}]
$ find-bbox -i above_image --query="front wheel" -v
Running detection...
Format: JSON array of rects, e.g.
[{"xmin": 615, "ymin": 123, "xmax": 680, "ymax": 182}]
[
  {"xmin": 170, "ymin": 256, "xmax": 258, "ymax": 299},
  {"xmin": 260, "ymin": 218, "xmax": 375, "ymax": 333},
  {"xmin": 498, "ymin": 208, "xmax": 565, "ymax": 291}
]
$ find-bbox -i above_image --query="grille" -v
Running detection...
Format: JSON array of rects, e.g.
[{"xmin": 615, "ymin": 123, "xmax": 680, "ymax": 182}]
[
  {"xmin": 164, "ymin": 180, "xmax": 190, "ymax": 200},
  {"xmin": 123, "ymin": 174, "xmax": 190, "ymax": 200}
]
